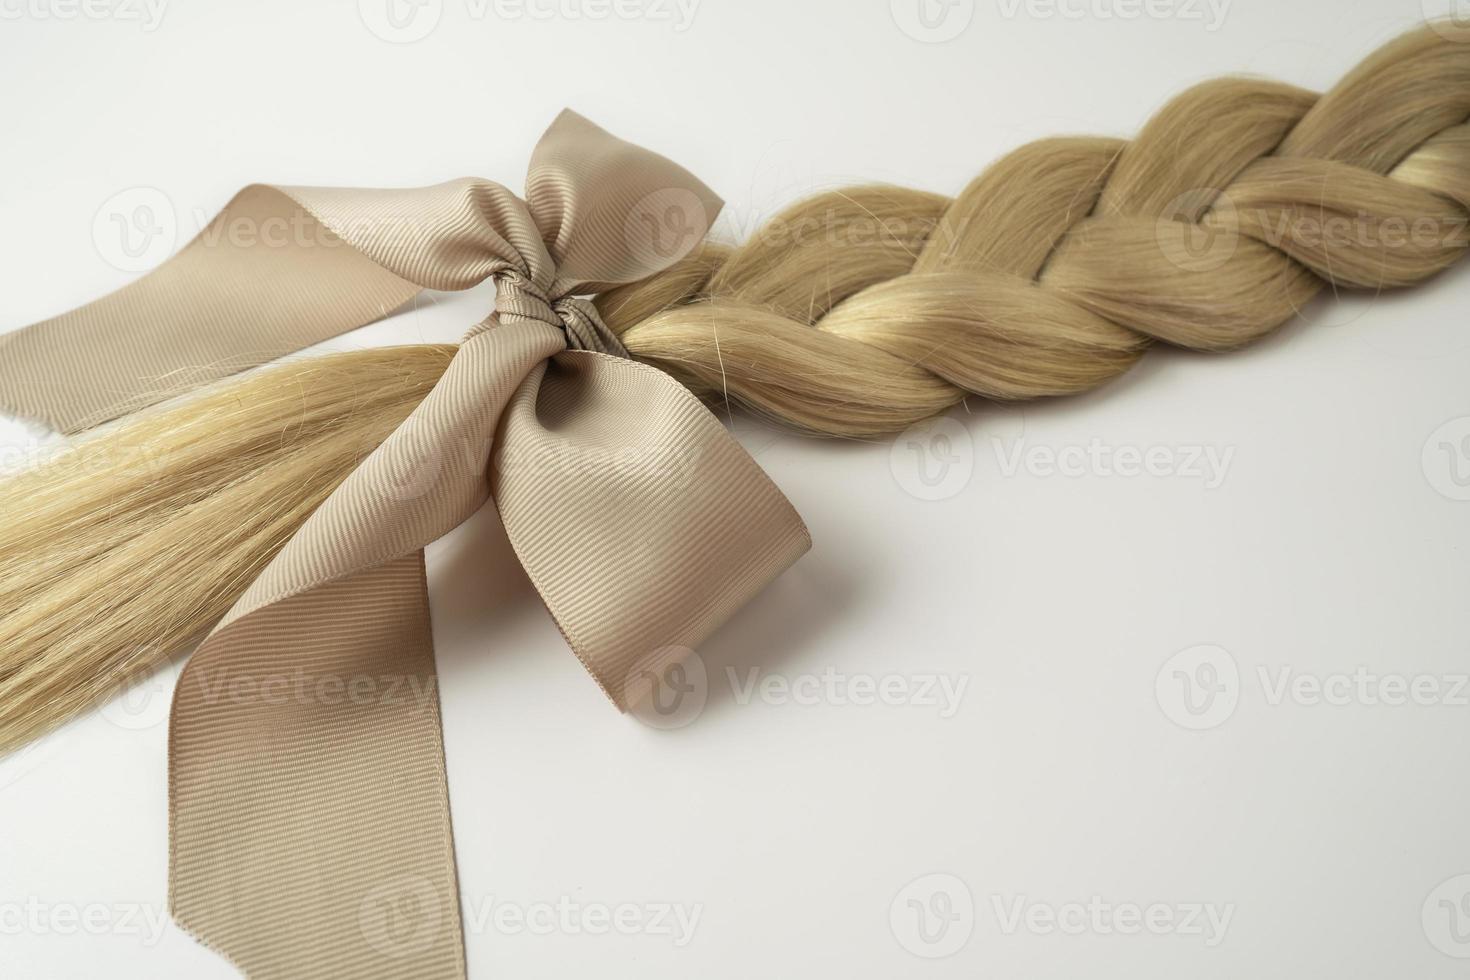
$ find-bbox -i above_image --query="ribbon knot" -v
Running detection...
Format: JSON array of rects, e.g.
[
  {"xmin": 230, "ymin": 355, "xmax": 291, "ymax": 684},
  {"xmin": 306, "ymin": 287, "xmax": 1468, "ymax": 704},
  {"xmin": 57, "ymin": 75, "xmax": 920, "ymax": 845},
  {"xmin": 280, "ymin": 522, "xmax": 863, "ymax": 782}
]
[{"xmin": 493, "ymin": 270, "xmax": 629, "ymax": 357}]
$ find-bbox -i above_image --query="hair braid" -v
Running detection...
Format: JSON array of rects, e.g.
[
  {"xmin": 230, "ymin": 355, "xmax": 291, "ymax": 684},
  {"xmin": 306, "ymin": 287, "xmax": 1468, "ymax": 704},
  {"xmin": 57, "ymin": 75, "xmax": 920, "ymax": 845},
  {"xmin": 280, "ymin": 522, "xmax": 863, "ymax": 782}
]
[
  {"xmin": 4, "ymin": 23, "xmax": 1470, "ymax": 746},
  {"xmin": 597, "ymin": 24, "xmax": 1470, "ymax": 438}
]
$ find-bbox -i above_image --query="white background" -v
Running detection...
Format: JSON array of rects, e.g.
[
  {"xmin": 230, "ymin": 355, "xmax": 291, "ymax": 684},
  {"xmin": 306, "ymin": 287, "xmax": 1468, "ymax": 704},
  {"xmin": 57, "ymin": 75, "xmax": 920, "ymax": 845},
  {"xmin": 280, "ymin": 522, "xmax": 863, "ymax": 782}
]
[{"xmin": 3, "ymin": 0, "xmax": 1470, "ymax": 976}]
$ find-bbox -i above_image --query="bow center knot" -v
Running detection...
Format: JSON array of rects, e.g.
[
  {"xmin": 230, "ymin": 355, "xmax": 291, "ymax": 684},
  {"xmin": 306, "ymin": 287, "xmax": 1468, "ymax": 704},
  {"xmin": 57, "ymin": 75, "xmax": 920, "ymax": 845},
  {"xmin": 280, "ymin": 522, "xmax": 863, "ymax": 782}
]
[{"xmin": 494, "ymin": 272, "xmax": 629, "ymax": 358}]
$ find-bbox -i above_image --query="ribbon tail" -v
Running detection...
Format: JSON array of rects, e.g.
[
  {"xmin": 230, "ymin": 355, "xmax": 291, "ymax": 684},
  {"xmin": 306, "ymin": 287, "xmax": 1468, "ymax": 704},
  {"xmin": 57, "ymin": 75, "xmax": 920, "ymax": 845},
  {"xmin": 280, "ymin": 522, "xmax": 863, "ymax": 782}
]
[
  {"xmin": 0, "ymin": 184, "xmax": 423, "ymax": 434},
  {"xmin": 169, "ymin": 551, "xmax": 465, "ymax": 980},
  {"xmin": 168, "ymin": 318, "xmax": 565, "ymax": 980}
]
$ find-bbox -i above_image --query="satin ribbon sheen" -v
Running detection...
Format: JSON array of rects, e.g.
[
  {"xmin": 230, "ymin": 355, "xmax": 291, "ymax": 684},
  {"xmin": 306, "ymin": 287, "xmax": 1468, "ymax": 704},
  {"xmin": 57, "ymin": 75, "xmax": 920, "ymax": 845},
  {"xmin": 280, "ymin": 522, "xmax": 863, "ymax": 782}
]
[{"xmin": 0, "ymin": 111, "xmax": 810, "ymax": 979}]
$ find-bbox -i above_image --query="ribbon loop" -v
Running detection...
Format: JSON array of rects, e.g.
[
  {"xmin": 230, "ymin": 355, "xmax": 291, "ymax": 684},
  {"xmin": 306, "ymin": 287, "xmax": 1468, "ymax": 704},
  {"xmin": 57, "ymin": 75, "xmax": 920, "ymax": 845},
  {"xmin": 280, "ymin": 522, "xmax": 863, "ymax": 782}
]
[
  {"xmin": 495, "ymin": 350, "xmax": 810, "ymax": 710},
  {"xmin": 526, "ymin": 109, "xmax": 724, "ymax": 295}
]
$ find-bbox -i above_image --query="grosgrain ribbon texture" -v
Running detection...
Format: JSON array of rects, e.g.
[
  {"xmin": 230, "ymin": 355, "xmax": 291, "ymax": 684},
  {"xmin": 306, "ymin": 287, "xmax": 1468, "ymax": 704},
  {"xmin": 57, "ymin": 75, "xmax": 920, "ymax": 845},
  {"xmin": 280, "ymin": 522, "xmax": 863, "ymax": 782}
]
[{"xmin": 0, "ymin": 110, "xmax": 810, "ymax": 979}]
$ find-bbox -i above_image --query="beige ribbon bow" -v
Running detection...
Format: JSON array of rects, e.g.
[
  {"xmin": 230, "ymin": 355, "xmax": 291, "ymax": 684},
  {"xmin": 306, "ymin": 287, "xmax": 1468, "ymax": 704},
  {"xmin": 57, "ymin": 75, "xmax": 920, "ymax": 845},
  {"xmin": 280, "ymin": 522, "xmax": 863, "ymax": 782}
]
[{"xmin": 0, "ymin": 110, "xmax": 810, "ymax": 979}]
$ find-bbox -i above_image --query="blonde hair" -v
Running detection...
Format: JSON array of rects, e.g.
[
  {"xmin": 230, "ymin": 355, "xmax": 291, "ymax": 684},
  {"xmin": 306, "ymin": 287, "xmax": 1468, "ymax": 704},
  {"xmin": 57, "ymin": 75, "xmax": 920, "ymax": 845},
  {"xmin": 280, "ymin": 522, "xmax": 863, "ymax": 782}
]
[{"xmin": 2, "ymin": 22, "xmax": 1467, "ymax": 751}]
